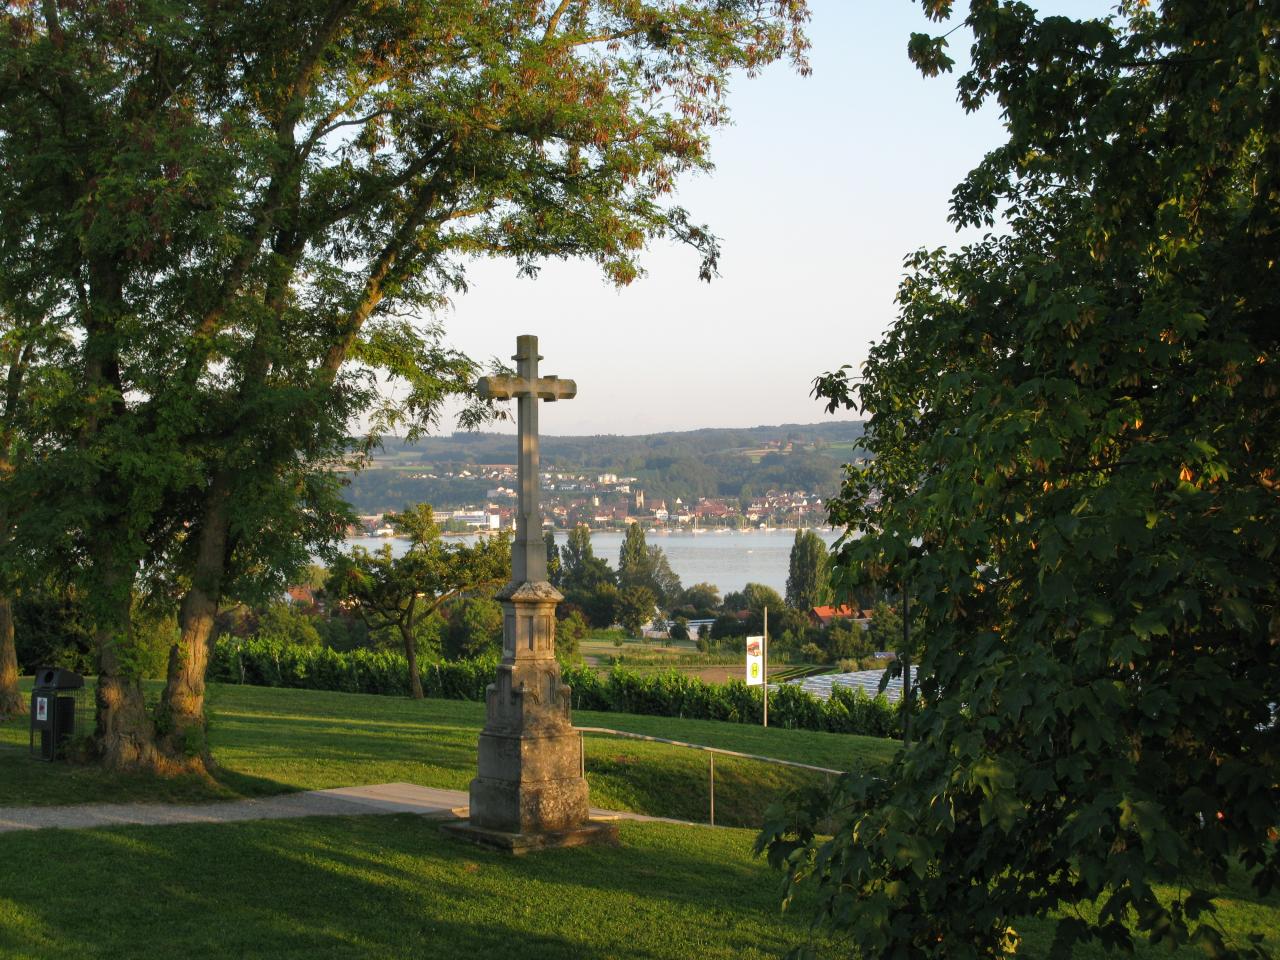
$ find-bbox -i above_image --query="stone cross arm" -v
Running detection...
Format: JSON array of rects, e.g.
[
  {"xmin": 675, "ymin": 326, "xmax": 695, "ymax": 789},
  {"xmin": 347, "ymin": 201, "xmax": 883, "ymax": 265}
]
[
  {"xmin": 476, "ymin": 374, "xmax": 577, "ymax": 402},
  {"xmin": 475, "ymin": 335, "xmax": 574, "ymax": 586}
]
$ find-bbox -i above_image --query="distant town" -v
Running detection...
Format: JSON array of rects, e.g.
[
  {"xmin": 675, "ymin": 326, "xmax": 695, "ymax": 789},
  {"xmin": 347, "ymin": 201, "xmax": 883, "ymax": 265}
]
[
  {"xmin": 351, "ymin": 463, "xmax": 832, "ymax": 536},
  {"xmin": 341, "ymin": 421, "xmax": 869, "ymax": 536}
]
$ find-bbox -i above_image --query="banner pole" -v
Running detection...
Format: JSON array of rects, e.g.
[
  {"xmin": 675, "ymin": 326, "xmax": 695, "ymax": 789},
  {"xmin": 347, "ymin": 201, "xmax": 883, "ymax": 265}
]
[{"xmin": 763, "ymin": 606, "xmax": 769, "ymax": 729}]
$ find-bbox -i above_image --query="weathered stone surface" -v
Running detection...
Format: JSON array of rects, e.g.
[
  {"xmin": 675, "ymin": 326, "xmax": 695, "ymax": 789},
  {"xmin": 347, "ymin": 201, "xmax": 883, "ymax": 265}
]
[
  {"xmin": 498, "ymin": 580, "xmax": 563, "ymax": 604},
  {"xmin": 475, "ymin": 730, "xmax": 582, "ymax": 782},
  {"xmin": 470, "ymin": 769, "xmax": 589, "ymax": 833}
]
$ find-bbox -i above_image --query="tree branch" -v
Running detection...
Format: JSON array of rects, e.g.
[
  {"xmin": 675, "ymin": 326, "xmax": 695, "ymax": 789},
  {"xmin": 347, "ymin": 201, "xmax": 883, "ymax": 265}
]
[{"xmin": 544, "ymin": 0, "xmax": 573, "ymax": 40}]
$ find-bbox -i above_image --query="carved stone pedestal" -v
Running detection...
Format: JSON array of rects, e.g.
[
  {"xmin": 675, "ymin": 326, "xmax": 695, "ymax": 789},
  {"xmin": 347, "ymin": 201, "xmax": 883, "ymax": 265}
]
[{"xmin": 444, "ymin": 581, "xmax": 618, "ymax": 853}]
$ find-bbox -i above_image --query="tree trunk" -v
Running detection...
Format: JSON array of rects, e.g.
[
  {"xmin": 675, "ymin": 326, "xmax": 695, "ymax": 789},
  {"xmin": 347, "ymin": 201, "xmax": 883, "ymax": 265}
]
[
  {"xmin": 0, "ymin": 594, "xmax": 22, "ymax": 719},
  {"xmin": 157, "ymin": 472, "xmax": 231, "ymax": 767},
  {"xmin": 92, "ymin": 555, "xmax": 160, "ymax": 770},
  {"xmin": 401, "ymin": 622, "xmax": 424, "ymax": 700}
]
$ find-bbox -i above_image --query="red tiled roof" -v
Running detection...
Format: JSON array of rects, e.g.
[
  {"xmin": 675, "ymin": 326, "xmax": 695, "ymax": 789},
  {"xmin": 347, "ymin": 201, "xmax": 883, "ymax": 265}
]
[{"xmin": 810, "ymin": 605, "xmax": 864, "ymax": 626}]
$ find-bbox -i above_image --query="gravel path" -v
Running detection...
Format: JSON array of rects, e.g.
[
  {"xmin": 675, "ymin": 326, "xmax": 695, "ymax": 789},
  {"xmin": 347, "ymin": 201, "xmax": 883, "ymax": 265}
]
[{"xmin": 0, "ymin": 782, "xmax": 682, "ymax": 833}]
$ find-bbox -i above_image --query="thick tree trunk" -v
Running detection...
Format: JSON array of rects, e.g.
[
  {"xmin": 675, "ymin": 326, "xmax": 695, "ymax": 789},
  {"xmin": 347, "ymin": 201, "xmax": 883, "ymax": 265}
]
[
  {"xmin": 157, "ymin": 472, "xmax": 231, "ymax": 766},
  {"xmin": 92, "ymin": 555, "xmax": 160, "ymax": 770},
  {"xmin": 0, "ymin": 594, "xmax": 23, "ymax": 720},
  {"xmin": 401, "ymin": 623, "xmax": 424, "ymax": 700}
]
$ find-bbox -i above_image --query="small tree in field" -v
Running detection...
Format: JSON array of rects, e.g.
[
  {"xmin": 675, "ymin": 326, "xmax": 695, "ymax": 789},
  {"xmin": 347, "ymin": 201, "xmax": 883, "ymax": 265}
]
[
  {"xmin": 785, "ymin": 528, "xmax": 828, "ymax": 611},
  {"xmin": 328, "ymin": 505, "xmax": 509, "ymax": 698},
  {"xmin": 618, "ymin": 586, "xmax": 656, "ymax": 639}
]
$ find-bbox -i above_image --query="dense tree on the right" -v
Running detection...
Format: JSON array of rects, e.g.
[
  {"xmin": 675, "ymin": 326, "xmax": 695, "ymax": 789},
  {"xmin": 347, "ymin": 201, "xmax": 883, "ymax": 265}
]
[{"xmin": 762, "ymin": 2, "xmax": 1279, "ymax": 957}]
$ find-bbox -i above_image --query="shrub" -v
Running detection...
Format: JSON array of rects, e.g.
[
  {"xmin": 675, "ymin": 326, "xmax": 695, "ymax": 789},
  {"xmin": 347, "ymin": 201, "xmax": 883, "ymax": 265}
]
[{"xmin": 208, "ymin": 637, "xmax": 901, "ymax": 738}]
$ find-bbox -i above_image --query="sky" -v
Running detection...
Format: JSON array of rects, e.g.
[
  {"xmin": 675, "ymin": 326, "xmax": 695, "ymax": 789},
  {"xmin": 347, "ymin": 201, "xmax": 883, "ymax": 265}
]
[{"xmin": 432, "ymin": 0, "xmax": 1111, "ymax": 437}]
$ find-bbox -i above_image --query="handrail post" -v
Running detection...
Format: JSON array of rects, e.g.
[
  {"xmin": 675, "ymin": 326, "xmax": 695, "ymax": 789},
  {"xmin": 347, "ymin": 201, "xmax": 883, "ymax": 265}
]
[{"xmin": 709, "ymin": 752, "xmax": 715, "ymax": 826}]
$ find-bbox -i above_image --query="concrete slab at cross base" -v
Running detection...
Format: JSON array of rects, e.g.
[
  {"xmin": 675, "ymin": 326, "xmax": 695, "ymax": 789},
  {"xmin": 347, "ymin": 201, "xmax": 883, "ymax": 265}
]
[{"xmin": 441, "ymin": 817, "xmax": 619, "ymax": 855}]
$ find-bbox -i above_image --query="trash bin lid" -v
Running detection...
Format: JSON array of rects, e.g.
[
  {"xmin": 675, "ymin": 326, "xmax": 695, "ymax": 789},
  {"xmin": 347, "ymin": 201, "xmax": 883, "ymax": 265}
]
[{"xmin": 33, "ymin": 666, "xmax": 85, "ymax": 690}]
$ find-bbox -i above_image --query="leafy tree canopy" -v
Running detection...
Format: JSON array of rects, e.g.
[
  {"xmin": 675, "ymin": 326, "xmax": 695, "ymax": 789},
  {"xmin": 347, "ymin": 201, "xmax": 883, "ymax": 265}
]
[
  {"xmin": 784, "ymin": 528, "xmax": 828, "ymax": 611},
  {"xmin": 618, "ymin": 584, "xmax": 657, "ymax": 637},
  {"xmin": 765, "ymin": 2, "xmax": 1280, "ymax": 957},
  {"xmin": 0, "ymin": 0, "xmax": 810, "ymax": 764},
  {"xmin": 618, "ymin": 523, "xmax": 651, "ymax": 592},
  {"xmin": 676, "ymin": 582, "xmax": 721, "ymax": 617},
  {"xmin": 327, "ymin": 504, "xmax": 508, "ymax": 695}
]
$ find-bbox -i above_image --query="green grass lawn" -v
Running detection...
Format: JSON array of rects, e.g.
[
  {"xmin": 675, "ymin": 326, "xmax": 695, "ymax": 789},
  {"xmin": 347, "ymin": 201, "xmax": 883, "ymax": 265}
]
[
  {"xmin": 0, "ymin": 680, "xmax": 894, "ymax": 827},
  {"xmin": 1, "ymin": 681, "xmax": 1275, "ymax": 958},
  {"xmin": 0, "ymin": 816, "xmax": 827, "ymax": 960}
]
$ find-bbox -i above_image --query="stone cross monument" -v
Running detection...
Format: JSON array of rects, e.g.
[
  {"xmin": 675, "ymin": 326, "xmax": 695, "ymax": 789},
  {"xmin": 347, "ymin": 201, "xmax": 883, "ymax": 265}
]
[{"xmin": 445, "ymin": 335, "xmax": 618, "ymax": 853}]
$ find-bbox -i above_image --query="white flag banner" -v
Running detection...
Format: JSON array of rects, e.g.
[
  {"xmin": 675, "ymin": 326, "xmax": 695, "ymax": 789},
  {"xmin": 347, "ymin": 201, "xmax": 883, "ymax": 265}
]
[{"xmin": 745, "ymin": 636, "xmax": 764, "ymax": 686}]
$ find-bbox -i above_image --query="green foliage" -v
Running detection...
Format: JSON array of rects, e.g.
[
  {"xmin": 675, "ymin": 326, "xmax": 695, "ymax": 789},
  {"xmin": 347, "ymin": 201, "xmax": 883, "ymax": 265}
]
[
  {"xmin": 577, "ymin": 582, "xmax": 621, "ymax": 630},
  {"xmin": 785, "ymin": 529, "xmax": 829, "ymax": 611},
  {"xmin": 724, "ymin": 583, "xmax": 784, "ymax": 616},
  {"xmin": 299, "ymin": 566, "xmax": 329, "ymax": 593},
  {"xmin": 618, "ymin": 585, "xmax": 657, "ymax": 638},
  {"xmin": 617, "ymin": 525, "xmax": 684, "ymax": 612},
  {"xmin": 253, "ymin": 603, "xmax": 323, "ymax": 649},
  {"xmin": 442, "ymin": 597, "xmax": 503, "ymax": 661},
  {"xmin": 544, "ymin": 531, "xmax": 562, "ymax": 588},
  {"xmin": 126, "ymin": 605, "xmax": 180, "ymax": 680},
  {"xmin": 645, "ymin": 546, "xmax": 683, "ymax": 612},
  {"xmin": 313, "ymin": 614, "xmax": 370, "ymax": 653},
  {"xmin": 864, "ymin": 600, "xmax": 923, "ymax": 658},
  {"xmin": 778, "ymin": 3, "xmax": 1280, "ymax": 957},
  {"xmin": 209, "ymin": 636, "xmax": 496, "ymax": 700},
  {"xmin": 821, "ymin": 620, "xmax": 872, "ymax": 664},
  {"xmin": 327, "ymin": 506, "xmax": 509, "ymax": 649},
  {"xmin": 723, "ymin": 582, "xmax": 787, "ymax": 635},
  {"xmin": 560, "ymin": 524, "xmax": 619, "ymax": 624},
  {"xmin": 676, "ymin": 582, "xmax": 721, "ymax": 618},
  {"xmin": 560, "ymin": 528, "xmax": 621, "ymax": 627},
  {"xmin": 12, "ymin": 587, "xmax": 95, "ymax": 675},
  {"xmin": 556, "ymin": 609, "xmax": 589, "ymax": 662},
  {"xmin": 618, "ymin": 524, "xmax": 650, "ymax": 592},
  {"xmin": 710, "ymin": 614, "xmax": 746, "ymax": 642}
]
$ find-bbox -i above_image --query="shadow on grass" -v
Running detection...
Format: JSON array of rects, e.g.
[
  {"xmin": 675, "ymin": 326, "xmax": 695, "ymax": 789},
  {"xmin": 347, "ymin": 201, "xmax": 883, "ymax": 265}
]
[
  {"xmin": 203, "ymin": 764, "xmax": 298, "ymax": 799},
  {"xmin": 0, "ymin": 816, "xmax": 812, "ymax": 960}
]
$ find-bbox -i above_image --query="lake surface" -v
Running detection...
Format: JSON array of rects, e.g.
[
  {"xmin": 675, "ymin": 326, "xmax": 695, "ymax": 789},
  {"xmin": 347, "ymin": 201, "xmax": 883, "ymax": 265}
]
[{"xmin": 343, "ymin": 527, "xmax": 845, "ymax": 596}]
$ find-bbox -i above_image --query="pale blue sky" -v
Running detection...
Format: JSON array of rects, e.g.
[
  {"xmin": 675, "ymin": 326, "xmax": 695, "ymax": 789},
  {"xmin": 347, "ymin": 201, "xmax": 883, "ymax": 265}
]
[{"xmin": 439, "ymin": 0, "xmax": 1110, "ymax": 436}]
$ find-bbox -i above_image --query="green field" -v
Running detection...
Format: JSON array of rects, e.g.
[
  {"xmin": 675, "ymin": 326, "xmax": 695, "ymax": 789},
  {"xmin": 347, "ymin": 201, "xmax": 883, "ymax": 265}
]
[{"xmin": 1, "ymin": 682, "xmax": 1275, "ymax": 959}]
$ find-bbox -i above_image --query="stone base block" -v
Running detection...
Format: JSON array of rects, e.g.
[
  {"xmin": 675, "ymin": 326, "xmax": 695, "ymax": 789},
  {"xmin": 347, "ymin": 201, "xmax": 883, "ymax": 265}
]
[
  {"xmin": 441, "ymin": 817, "xmax": 620, "ymax": 855},
  {"xmin": 468, "ymin": 773, "xmax": 590, "ymax": 833}
]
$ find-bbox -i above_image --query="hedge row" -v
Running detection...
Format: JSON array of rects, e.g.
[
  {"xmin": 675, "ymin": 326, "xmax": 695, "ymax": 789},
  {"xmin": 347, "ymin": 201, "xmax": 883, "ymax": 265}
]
[
  {"xmin": 209, "ymin": 637, "xmax": 900, "ymax": 738},
  {"xmin": 208, "ymin": 638, "xmax": 500, "ymax": 700}
]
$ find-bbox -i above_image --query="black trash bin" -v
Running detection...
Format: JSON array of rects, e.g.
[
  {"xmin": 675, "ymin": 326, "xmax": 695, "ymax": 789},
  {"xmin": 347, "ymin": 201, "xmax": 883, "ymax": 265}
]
[{"xmin": 29, "ymin": 667, "xmax": 87, "ymax": 761}]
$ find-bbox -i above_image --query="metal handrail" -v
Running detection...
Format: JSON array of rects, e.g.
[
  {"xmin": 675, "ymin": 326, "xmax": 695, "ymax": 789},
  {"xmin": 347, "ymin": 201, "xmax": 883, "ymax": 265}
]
[{"xmin": 575, "ymin": 725, "xmax": 843, "ymax": 827}]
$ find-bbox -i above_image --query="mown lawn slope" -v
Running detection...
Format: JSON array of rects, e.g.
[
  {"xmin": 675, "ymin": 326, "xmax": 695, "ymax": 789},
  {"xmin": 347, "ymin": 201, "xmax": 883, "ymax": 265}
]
[{"xmin": 0, "ymin": 680, "xmax": 893, "ymax": 825}]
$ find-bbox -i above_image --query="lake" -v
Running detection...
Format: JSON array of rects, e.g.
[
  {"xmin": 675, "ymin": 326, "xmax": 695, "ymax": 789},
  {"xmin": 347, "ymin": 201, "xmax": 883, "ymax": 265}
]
[{"xmin": 342, "ymin": 527, "xmax": 846, "ymax": 596}]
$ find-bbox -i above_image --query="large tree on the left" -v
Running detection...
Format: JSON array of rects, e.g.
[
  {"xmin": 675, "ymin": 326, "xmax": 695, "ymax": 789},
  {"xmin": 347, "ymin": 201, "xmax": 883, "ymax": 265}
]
[{"xmin": 0, "ymin": 2, "xmax": 810, "ymax": 769}]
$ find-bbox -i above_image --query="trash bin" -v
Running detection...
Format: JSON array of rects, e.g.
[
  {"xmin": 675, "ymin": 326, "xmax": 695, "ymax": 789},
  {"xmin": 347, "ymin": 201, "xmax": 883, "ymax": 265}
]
[{"xmin": 29, "ymin": 667, "xmax": 87, "ymax": 761}]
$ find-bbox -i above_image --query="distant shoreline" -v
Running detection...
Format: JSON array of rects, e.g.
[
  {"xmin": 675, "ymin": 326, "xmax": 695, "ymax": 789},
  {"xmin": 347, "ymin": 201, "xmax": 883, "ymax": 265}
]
[{"xmin": 352, "ymin": 525, "xmax": 842, "ymax": 542}]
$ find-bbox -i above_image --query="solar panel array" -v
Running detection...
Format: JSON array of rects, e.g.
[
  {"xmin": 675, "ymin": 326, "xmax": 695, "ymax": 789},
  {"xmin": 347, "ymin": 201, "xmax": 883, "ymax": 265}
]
[{"xmin": 784, "ymin": 666, "xmax": 918, "ymax": 703}]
